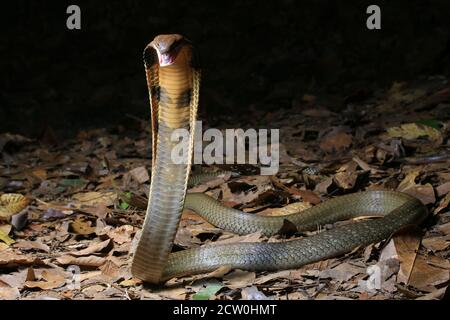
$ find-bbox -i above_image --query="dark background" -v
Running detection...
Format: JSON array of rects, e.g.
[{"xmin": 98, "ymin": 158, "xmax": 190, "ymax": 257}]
[{"xmin": 1, "ymin": 0, "xmax": 449, "ymax": 138}]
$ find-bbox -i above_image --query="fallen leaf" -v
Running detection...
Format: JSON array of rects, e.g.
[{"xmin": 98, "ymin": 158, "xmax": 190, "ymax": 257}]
[
  {"xmin": 422, "ymin": 234, "xmax": 450, "ymax": 252},
  {"xmin": 0, "ymin": 194, "xmax": 29, "ymax": 220},
  {"xmin": 129, "ymin": 166, "xmax": 150, "ymax": 184},
  {"xmin": 14, "ymin": 240, "xmax": 50, "ymax": 253},
  {"xmin": 0, "ymin": 250, "xmax": 39, "ymax": 267},
  {"xmin": 0, "ymin": 228, "xmax": 15, "ymax": 246},
  {"xmin": 392, "ymin": 230, "xmax": 422, "ymax": 285},
  {"xmin": 107, "ymin": 225, "xmax": 135, "ymax": 244},
  {"xmin": 334, "ymin": 171, "xmax": 359, "ymax": 190},
  {"xmin": 69, "ymin": 239, "xmax": 112, "ymax": 256},
  {"xmin": 436, "ymin": 182, "xmax": 450, "ymax": 197},
  {"xmin": 258, "ymin": 201, "xmax": 311, "ymax": 217},
  {"xmin": 0, "ymin": 286, "xmax": 20, "ymax": 300},
  {"xmin": 72, "ymin": 191, "xmax": 116, "ymax": 207},
  {"xmin": 319, "ymin": 128, "xmax": 352, "ymax": 153},
  {"xmin": 435, "ymin": 192, "xmax": 450, "ymax": 214},
  {"xmin": 397, "ymin": 169, "xmax": 436, "ymax": 205},
  {"xmin": 119, "ymin": 278, "xmax": 142, "ymax": 287},
  {"xmin": 407, "ymin": 255, "xmax": 449, "ymax": 292},
  {"xmin": 193, "ymin": 283, "xmax": 224, "ymax": 300},
  {"xmin": 24, "ymin": 269, "xmax": 67, "ymax": 290},
  {"xmin": 223, "ymin": 270, "xmax": 256, "ymax": 289},
  {"xmin": 55, "ymin": 255, "xmax": 106, "ymax": 267},
  {"xmin": 319, "ymin": 263, "xmax": 365, "ymax": 282},
  {"xmin": 70, "ymin": 217, "xmax": 96, "ymax": 235},
  {"xmin": 387, "ymin": 123, "xmax": 442, "ymax": 143}
]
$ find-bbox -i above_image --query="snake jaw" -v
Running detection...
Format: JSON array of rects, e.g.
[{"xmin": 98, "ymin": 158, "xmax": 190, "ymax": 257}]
[{"xmin": 150, "ymin": 34, "xmax": 184, "ymax": 67}]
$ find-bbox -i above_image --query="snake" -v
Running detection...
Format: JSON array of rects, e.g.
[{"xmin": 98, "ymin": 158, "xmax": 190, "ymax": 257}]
[{"xmin": 130, "ymin": 34, "xmax": 428, "ymax": 284}]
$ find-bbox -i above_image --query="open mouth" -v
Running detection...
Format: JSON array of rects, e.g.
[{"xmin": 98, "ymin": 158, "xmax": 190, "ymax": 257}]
[{"xmin": 158, "ymin": 52, "xmax": 175, "ymax": 66}]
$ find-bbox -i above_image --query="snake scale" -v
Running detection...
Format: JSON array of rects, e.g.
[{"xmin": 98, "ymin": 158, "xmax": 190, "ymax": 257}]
[{"xmin": 130, "ymin": 34, "xmax": 428, "ymax": 284}]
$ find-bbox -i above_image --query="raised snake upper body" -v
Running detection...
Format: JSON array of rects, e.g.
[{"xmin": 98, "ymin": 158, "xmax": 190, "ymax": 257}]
[{"xmin": 130, "ymin": 34, "xmax": 428, "ymax": 284}]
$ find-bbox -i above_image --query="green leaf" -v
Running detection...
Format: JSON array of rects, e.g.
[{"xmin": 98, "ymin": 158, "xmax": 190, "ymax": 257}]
[
  {"xmin": 415, "ymin": 119, "xmax": 441, "ymax": 129},
  {"xmin": 193, "ymin": 284, "xmax": 223, "ymax": 300},
  {"xmin": 119, "ymin": 201, "xmax": 129, "ymax": 210}
]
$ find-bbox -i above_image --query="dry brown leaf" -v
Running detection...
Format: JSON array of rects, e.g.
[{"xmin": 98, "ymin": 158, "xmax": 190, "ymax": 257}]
[
  {"xmin": 99, "ymin": 260, "xmax": 121, "ymax": 280},
  {"xmin": 70, "ymin": 217, "xmax": 96, "ymax": 235},
  {"xmin": 253, "ymin": 270, "xmax": 295, "ymax": 285},
  {"xmin": 334, "ymin": 171, "xmax": 359, "ymax": 190},
  {"xmin": 319, "ymin": 263, "xmax": 365, "ymax": 282},
  {"xmin": 387, "ymin": 123, "xmax": 442, "ymax": 143},
  {"xmin": 436, "ymin": 182, "xmax": 450, "ymax": 197},
  {"xmin": 107, "ymin": 225, "xmax": 135, "ymax": 244},
  {"xmin": 392, "ymin": 230, "xmax": 422, "ymax": 285},
  {"xmin": 0, "ymin": 194, "xmax": 29, "ymax": 220},
  {"xmin": 69, "ymin": 239, "xmax": 112, "ymax": 256},
  {"xmin": 435, "ymin": 192, "xmax": 450, "ymax": 214},
  {"xmin": 72, "ymin": 191, "xmax": 116, "ymax": 207},
  {"xmin": 397, "ymin": 168, "xmax": 421, "ymax": 191},
  {"xmin": 397, "ymin": 169, "xmax": 436, "ymax": 205},
  {"xmin": 258, "ymin": 201, "xmax": 311, "ymax": 217},
  {"xmin": 129, "ymin": 166, "xmax": 150, "ymax": 184},
  {"xmin": 319, "ymin": 128, "xmax": 352, "ymax": 153},
  {"xmin": 314, "ymin": 177, "xmax": 333, "ymax": 194},
  {"xmin": 422, "ymin": 234, "xmax": 450, "ymax": 252},
  {"xmin": 436, "ymin": 222, "xmax": 450, "ymax": 235},
  {"xmin": 416, "ymin": 287, "xmax": 448, "ymax": 300},
  {"xmin": 31, "ymin": 168, "xmax": 47, "ymax": 181},
  {"xmin": 55, "ymin": 255, "xmax": 106, "ymax": 267},
  {"xmin": 221, "ymin": 176, "xmax": 272, "ymax": 205},
  {"xmin": 0, "ymin": 286, "xmax": 20, "ymax": 300},
  {"xmin": 152, "ymin": 286, "xmax": 187, "ymax": 300},
  {"xmin": 0, "ymin": 250, "xmax": 38, "ymax": 267},
  {"xmin": 214, "ymin": 231, "xmax": 263, "ymax": 245},
  {"xmin": 223, "ymin": 270, "xmax": 256, "ymax": 289},
  {"xmin": 408, "ymin": 254, "xmax": 449, "ymax": 292},
  {"xmin": 14, "ymin": 240, "xmax": 50, "ymax": 253},
  {"xmin": 0, "ymin": 268, "xmax": 29, "ymax": 289},
  {"xmin": 24, "ymin": 268, "xmax": 67, "ymax": 290}
]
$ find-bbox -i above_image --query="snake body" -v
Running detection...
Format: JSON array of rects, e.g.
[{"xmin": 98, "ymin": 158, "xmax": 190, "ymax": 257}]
[{"xmin": 131, "ymin": 34, "xmax": 428, "ymax": 284}]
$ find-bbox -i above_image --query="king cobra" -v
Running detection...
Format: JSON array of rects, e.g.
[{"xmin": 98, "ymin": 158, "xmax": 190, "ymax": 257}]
[{"xmin": 130, "ymin": 34, "xmax": 428, "ymax": 284}]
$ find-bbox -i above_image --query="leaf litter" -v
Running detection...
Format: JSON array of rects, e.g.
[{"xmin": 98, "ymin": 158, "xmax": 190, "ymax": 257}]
[{"xmin": 0, "ymin": 78, "xmax": 449, "ymax": 300}]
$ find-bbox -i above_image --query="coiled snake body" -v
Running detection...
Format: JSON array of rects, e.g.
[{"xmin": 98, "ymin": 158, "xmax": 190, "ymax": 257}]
[{"xmin": 131, "ymin": 34, "xmax": 428, "ymax": 284}]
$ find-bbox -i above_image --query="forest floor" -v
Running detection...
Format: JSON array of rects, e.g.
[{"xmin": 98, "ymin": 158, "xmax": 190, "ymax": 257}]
[{"xmin": 0, "ymin": 77, "xmax": 449, "ymax": 300}]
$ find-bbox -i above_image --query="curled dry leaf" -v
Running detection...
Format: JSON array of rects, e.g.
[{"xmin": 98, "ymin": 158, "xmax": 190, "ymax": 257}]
[
  {"xmin": 129, "ymin": 166, "xmax": 150, "ymax": 184},
  {"xmin": 24, "ymin": 268, "xmax": 67, "ymax": 290},
  {"xmin": 397, "ymin": 168, "xmax": 436, "ymax": 205},
  {"xmin": 422, "ymin": 234, "xmax": 450, "ymax": 252},
  {"xmin": 223, "ymin": 270, "xmax": 256, "ymax": 289},
  {"xmin": 0, "ymin": 287, "xmax": 21, "ymax": 300},
  {"xmin": 435, "ymin": 192, "xmax": 450, "ymax": 215},
  {"xmin": 69, "ymin": 217, "xmax": 96, "ymax": 235},
  {"xmin": 0, "ymin": 194, "xmax": 29, "ymax": 220},
  {"xmin": 55, "ymin": 255, "xmax": 106, "ymax": 267},
  {"xmin": 319, "ymin": 128, "xmax": 353, "ymax": 153},
  {"xmin": 68, "ymin": 239, "xmax": 112, "ymax": 256},
  {"xmin": 0, "ymin": 250, "xmax": 39, "ymax": 267},
  {"xmin": 107, "ymin": 225, "xmax": 135, "ymax": 244},
  {"xmin": 14, "ymin": 240, "xmax": 50, "ymax": 253},
  {"xmin": 72, "ymin": 191, "xmax": 116, "ymax": 207},
  {"xmin": 387, "ymin": 123, "xmax": 442, "ymax": 144}
]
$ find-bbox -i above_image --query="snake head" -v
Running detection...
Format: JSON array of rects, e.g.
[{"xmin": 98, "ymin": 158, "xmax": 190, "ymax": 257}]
[{"xmin": 148, "ymin": 34, "xmax": 188, "ymax": 67}]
